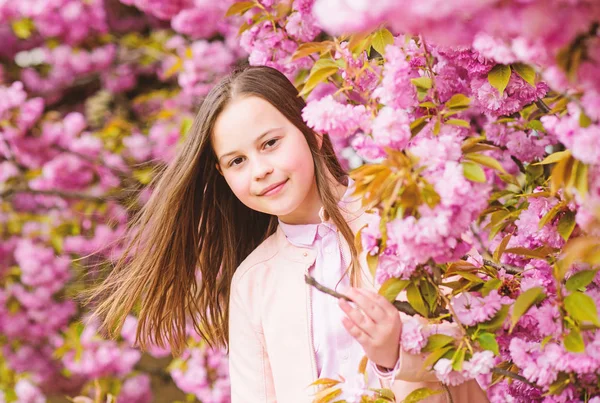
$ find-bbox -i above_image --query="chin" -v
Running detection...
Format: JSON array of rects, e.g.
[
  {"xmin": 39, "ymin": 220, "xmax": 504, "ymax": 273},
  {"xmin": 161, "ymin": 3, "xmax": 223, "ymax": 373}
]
[{"xmin": 259, "ymin": 200, "xmax": 301, "ymax": 218}]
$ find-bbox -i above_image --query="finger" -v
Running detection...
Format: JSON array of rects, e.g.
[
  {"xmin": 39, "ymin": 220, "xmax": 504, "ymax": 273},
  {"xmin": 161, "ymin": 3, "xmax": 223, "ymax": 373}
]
[
  {"xmin": 358, "ymin": 288, "xmax": 398, "ymax": 315},
  {"xmin": 349, "ymin": 288, "xmax": 387, "ymax": 322},
  {"xmin": 341, "ymin": 316, "xmax": 370, "ymax": 344},
  {"xmin": 339, "ymin": 298, "xmax": 375, "ymax": 337}
]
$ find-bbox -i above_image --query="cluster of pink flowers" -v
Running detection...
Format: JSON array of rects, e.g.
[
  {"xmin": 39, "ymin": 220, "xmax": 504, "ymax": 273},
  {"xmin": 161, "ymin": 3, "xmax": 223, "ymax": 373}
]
[
  {"xmin": 20, "ymin": 44, "xmax": 116, "ymax": 99},
  {"xmin": 302, "ymin": 95, "xmax": 371, "ymax": 139},
  {"xmin": 162, "ymin": 38, "xmax": 237, "ymax": 99},
  {"xmin": 542, "ymin": 103, "xmax": 600, "ymax": 165},
  {"xmin": 0, "ymin": 239, "xmax": 75, "ymax": 343},
  {"xmin": 371, "ymin": 131, "xmax": 491, "ymax": 282},
  {"xmin": 169, "ymin": 327, "xmax": 231, "ymax": 403},
  {"xmin": 0, "ymin": 0, "xmax": 108, "ymax": 45},
  {"xmin": 2, "ymin": 0, "xmax": 600, "ymax": 401}
]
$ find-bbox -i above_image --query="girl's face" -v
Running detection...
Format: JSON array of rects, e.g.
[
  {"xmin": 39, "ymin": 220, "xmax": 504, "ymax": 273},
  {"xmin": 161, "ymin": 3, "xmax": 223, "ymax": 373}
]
[{"xmin": 212, "ymin": 95, "xmax": 320, "ymax": 224}]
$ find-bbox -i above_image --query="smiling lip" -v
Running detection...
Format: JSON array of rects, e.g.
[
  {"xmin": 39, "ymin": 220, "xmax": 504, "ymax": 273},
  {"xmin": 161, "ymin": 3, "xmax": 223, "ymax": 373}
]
[{"xmin": 259, "ymin": 179, "xmax": 288, "ymax": 196}]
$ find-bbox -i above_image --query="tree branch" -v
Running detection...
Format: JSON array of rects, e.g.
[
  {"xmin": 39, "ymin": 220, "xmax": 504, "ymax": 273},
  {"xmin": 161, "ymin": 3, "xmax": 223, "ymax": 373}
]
[
  {"xmin": 0, "ymin": 186, "xmax": 124, "ymax": 203},
  {"xmin": 305, "ymin": 274, "xmax": 451, "ymax": 321},
  {"xmin": 482, "ymin": 258, "xmax": 523, "ymax": 275},
  {"xmin": 491, "ymin": 367, "xmax": 539, "ymax": 388}
]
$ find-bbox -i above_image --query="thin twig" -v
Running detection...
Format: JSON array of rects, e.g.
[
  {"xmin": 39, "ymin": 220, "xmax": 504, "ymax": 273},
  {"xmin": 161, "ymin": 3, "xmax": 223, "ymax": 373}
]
[
  {"xmin": 305, "ymin": 274, "xmax": 452, "ymax": 321},
  {"xmin": 534, "ymin": 99, "xmax": 551, "ymax": 114},
  {"xmin": 305, "ymin": 274, "xmax": 352, "ymax": 301},
  {"xmin": 491, "ymin": 367, "xmax": 539, "ymax": 388},
  {"xmin": 442, "ymin": 384, "xmax": 454, "ymax": 403},
  {"xmin": 0, "ymin": 186, "xmax": 124, "ymax": 203},
  {"xmin": 469, "ymin": 225, "xmax": 524, "ymax": 275},
  {"xmin": 482, "ymin": 258, "xmax": 523, "ymax": 275}
]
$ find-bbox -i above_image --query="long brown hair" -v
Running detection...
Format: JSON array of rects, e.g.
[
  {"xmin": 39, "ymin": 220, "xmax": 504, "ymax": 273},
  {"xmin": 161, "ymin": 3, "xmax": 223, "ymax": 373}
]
[{"xmin": 84, "ymin": 65, "xmax": 360, "ymax": 355}]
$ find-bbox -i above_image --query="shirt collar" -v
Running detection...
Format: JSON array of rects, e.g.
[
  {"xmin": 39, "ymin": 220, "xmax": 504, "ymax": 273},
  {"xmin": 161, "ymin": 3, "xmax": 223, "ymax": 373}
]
[{"xmin": 279, "ymin": 177, "xmax": 355, "ymax": 247}]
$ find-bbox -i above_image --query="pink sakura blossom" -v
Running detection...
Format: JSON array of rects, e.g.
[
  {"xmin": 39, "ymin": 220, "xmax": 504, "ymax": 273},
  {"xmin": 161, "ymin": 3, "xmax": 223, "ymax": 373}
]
[
  {"xmin": 14, "ymin": 379, "xmax": 46, "ymax": 403},
  {"xmin": 371, "ymin": 107, "xmax": 411, "ymax": 151},
  {"xmin": 170, "ymin": 343, "xmax": 231, "ymax": 403},
  {"xmin": 122, "ymin": 132, "xmax": 153, "ymax": 162},
  {"xmin": 350, "ymin": 133, "xmax": 386, "ymax": 161},
  {"xmin": 507, "ymin": 193, "xmax": 568, "ymax": 252},
  {"xmin": 451, "ymin": 290, "xmax": 511, "ymax": 326},
  {"xmin": 117, "ymin": 374, "xmax": 153, "ymax": 403},
  {"xmin": 171, "ymin": 2, "xmax": 223, "ymax": 39},
  {"xmin": 433, "ymin": 358, "xmax": 467, "ymax": 386},
  {"xmin": 312, "ymin": 0, "xmax": 395, "ymax": 35},
  {"xmin": 372, "ymin": 41, "xmax": 419, "ymax": 110},
  {"xmin": 400, "ymin": 316, "xmax": 428, "ymax": 354},
  {"xmin": 302, "ymin": 95, "xmax": 370, "ymax": 139},
  {"xmin": 462, "ymin": 350, "xmax": 495, "ymax": 379},
  {"xmin": 285, "ymin": 11, "xmax": 321, "ymax": 42}
]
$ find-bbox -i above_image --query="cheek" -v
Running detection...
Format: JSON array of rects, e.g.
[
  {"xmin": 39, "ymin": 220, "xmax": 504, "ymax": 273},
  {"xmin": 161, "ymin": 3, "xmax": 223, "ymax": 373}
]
[
  {"xmin": 285, "ymin": 143, "xmax": 314, "ymax": 182},
  {"xmin": 223, "ymin": 171, "xmax": 251, "ymax": 203}
]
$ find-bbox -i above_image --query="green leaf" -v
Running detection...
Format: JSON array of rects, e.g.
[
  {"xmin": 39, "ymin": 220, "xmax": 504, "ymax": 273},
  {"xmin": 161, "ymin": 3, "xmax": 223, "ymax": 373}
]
[
  {"xmin": 419, "ymin": 281, "xmax": 437, "ymax": 311},
  {"xmin": 371, "ymin": 28, "xmax": 395, "ymax": 56},
  {"xmin": 451, "ymin": 348, "xmax": 466, "ymax": 371},
  {"xmin": 510, "ymin": 287, "xmax": 546, "ymax": 332},
  {"xmin": 564, "ymin": 328, "xmax": 585, "ymax": 353},
  {"xmin": 564, "ymin": 291, "xmax": 600, "ymax": 326},
  {"xmin": 457, "ymin": 272, "xmax": 484, "ymax": 283},
  {"xmin": 493, "ymin": 234, "xmax": 512, "ymax": 263},
  {"xmin": 512, "ymin": 63, "xmax": 536, "ymax": 87},
  {"xmin": 488, "ymin": 64, "xmax": 512, "ymax": 96},
  {"xmin": 445, "ymin": 119, "xmax": 470, "ymax": 128},
  {"xmin": 462, "ymin": 161, "xmax": 486, "ymax": 183},
  {"xmin": 566, "ymin": 269, "xmax": 598, "ymax": 292},
  {"xmin": 538, "ymin": 201, "xmax": 566, "ymax": 229},
  {"xmin": 580, "ymin": 111, "xmax": 592, "ymax": 128},
  {"xmin": 526, "ymin": 120, "xmax": 546, "ymax": 133},
  {"xmin": 547, "ymin": 373, "xmax": 570, "ymax": 395},
  {"xmin": 477, "ymin": 332, "xmax": 499, "ymax": 355},
  {"xmin": 465, "ymin": 153, "xmax": 507, "ymax": 174},
  {"xmin": 378, "ymin": 278, "xmax": 410, "ymax": 302},
  {"xmin": 533, "ymin": 150, "xmax": 571, "ymax": 165},
  {"xmin": 225, "ymin": 1, "xmax": 256, "ymax": 17},
  {"xmin": 445, "ymin": 94, "xmax": 471, "ymax": 110},
  {"xmin": 406, "ymin": 283, "xmax": 428, "ymax": 317},
  {"xmin": 11, "ymin": 18, "xmax": 35, "ymax": 39},
  {"xmin": 410, "ymin": 116, "xmax": 428, "ymax": 136},
  {"xmin": 422, "ymin": 334, "xmax": 456, "ymax": 353},
  {"xmin": 133, "ymin": 167, "xmax": 154, "ymax": 185},
  {"xmin": 292, "ymin": 41, "xmax": 333, "ymax": 61},
  {"xmin": 422, "ymin": 346, "xmax": 454, "ymax": 371},
  {"xmin": 480, "ymin": 305, "xmax": 510, "ymax": 331},
  {"xmin": 366, "ymin": 253, "xmax": 379, "ymax": 278},
  {"xmin": 401, "ymin": 387, "xmax": 442, "ymax": 403},
  {"xmin": 557, "ymin": 211, "xmax": 576, "ymax": 241},
  {"xmin": 480, "ymin": 278, "xmax": 502, "ymax": 297},
  {"xmin": 410, "ymin": 77, "xmax": 433, "ymax": 90},
  {"xmin": 370, "ymin": 388, "xmax": 396, "ymax": 401},
  {"xmin": 299, "ymin": 59, "xmax": 339, "ymax": 97}
]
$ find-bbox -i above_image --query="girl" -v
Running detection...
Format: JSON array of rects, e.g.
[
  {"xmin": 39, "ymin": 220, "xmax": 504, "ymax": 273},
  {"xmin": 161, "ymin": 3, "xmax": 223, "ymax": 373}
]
[{"xmin": 89, "ymin": 65, "xmax": 487, "ymax": 402}]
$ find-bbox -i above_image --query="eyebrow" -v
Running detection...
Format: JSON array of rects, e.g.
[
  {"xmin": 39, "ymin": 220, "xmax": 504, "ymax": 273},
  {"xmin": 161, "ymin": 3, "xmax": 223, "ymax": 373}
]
[{"xmin": 217, "ymin": 127, "xmax": 282, "ymax": 164}]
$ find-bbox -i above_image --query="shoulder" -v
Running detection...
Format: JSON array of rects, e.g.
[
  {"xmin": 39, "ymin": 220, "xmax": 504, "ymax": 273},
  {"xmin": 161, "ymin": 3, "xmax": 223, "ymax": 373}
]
[{"xmin": 231, "ymin": 229, "xmax": 281, "ymax": 289}]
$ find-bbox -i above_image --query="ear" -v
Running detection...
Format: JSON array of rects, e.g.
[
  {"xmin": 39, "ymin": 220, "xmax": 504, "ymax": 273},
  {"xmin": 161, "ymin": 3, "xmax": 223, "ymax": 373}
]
[{"xmin": 215, "ymin": 163, "xmax": 223, "ymax": 175}]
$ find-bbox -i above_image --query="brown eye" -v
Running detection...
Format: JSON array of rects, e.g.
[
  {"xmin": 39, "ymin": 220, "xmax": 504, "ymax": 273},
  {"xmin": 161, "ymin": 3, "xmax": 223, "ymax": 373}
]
[
  {"xmin": 264, "ymin": 138, "xmax": 279, "ymax": 148},
  {"xmin": 229, "ymin": 157, "xmax": 244, "ymax": 167}
]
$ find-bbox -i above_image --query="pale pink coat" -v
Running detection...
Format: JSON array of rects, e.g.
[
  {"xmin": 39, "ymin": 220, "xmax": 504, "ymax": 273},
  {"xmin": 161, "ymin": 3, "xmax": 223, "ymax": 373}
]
[{"xmin": 228, "ymin": 196, "xmax": 489, "ymax": 403}]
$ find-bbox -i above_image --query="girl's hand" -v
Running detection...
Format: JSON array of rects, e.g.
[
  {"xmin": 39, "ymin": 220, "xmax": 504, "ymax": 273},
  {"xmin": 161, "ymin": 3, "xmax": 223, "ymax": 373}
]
[{"xmin": 339, "ymin": 287, "xmax": 402, "ymax": 369}]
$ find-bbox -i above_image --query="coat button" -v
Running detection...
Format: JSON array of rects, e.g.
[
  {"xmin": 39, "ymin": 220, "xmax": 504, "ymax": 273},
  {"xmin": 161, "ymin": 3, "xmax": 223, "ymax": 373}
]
[{"xmin": 303, "ymin": 252, "xmax": 308, "ymax": 257}]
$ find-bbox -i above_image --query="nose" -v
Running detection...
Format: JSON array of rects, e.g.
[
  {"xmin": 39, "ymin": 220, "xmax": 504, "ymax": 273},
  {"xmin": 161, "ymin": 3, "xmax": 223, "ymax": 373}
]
[{"xmin": 251, "ymin": 157, "xmax": 273, "ymax": 181}]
